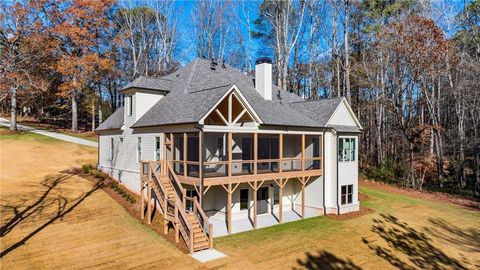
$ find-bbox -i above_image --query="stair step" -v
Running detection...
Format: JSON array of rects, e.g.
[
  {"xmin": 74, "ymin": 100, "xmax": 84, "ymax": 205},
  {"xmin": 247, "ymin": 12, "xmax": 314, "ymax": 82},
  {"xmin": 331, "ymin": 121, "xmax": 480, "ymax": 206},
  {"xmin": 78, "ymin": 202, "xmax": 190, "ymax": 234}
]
[
  {"xmin": 194, "ymin": 237, "xmax": 207, "ymax": 244},
  {"xmin": 194, "ymin": 242, "xmax": 210, "ymax": 251}
]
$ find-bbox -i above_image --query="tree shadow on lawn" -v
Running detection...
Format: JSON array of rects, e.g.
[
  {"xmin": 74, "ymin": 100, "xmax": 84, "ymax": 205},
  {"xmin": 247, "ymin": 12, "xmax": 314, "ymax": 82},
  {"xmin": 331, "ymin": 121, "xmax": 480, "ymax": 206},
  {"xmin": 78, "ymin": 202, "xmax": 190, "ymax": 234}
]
[
  {"xmin": 362, "ymin": 213, "xmax": 469, "ymax": 270},
  {"xmin": 0, "ymin": 172, "xmax": 102, "ymax": 258},
  {"xmin": 294, "ymin": 250, "xmax": 362, "ymax": 270},
  {"xmin": 425, "ymin": 217, "xmax": 480, "ymax": 253}
]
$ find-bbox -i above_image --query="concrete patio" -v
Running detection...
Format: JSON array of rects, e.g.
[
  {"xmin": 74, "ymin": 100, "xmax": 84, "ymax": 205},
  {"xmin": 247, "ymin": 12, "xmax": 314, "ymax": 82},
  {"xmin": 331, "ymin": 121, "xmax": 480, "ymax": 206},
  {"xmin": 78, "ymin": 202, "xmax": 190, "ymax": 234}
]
[{"xmin": 209, "ymin": 206, "xmax": 323, "ymax": 237}]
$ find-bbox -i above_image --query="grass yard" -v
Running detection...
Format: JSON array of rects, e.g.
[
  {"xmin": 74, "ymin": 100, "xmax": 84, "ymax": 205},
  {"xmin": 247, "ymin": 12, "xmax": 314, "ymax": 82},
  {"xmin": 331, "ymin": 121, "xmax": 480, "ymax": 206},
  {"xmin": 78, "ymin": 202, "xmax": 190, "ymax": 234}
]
[
  {"xmin": 211, "ymin": 186, "xmax": 480, "ymax": 269},
  {"xmin": 1, "ymin": 129, "xmax": 479, "ymax": 269},
  {"xmin": 0, "ymin": 130, "xmax": 201, "ymax": 269}
]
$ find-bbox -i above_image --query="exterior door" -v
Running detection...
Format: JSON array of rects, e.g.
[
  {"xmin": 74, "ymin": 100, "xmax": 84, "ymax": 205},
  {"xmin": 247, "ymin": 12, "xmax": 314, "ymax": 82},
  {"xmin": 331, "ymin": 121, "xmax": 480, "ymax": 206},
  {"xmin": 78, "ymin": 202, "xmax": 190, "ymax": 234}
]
[{"xmin": 257, "ymin": 187, "xmax": 269, "ymax": 214}]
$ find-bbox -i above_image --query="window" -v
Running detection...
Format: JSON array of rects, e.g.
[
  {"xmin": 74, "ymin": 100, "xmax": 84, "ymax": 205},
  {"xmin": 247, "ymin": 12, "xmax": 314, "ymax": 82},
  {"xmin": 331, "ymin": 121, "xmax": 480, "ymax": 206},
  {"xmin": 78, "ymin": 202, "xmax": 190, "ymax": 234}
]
[
  {"xmin": 155, "ymin": 136, "xmax": 161, "ymax": 161},
  {"xmin": 273, "ymin": 186, "xmax": 279, "ymax": 205},
  {"xmin": 240, "ymin": 189, "xmax": 248, "ymax": 210},
  {"xmin": 341, "ymin": 185, "xmax": 353, "ymax": 205},
  {"xmin": 110, "ymin": 138, "xmax": 114, "ymax": 160},
  {"xmin": 338, "ymin": 138, "xmax": 356, "ymax": 161},
  {"xmin": 127, "ymin": 96, "xmax": 133, "ymax": 116},
  {"xmin": 120, "ymin": 137, "xmax": 123, "ymax": 143},
  {"xmin": 137, "ymin": 137, "xmax": 142, "ymax": 162}
]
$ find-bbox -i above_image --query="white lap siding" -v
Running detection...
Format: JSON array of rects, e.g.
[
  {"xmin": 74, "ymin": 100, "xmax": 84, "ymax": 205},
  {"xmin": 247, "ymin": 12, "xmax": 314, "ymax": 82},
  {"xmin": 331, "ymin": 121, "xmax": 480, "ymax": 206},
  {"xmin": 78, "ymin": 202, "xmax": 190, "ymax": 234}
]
[
  {"xmin": 98, "ymin": 125, "xmax": 163, "ymax": 193},
  {"xmin": 337, "ymin": 135, "xmax": 359, "ymax": 213}
]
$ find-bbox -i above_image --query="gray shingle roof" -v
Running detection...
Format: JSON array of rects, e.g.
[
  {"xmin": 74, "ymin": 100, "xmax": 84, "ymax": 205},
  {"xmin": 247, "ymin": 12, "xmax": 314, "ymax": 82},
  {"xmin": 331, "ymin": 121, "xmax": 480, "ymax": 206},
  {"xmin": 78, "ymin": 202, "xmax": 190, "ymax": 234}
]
[
  {"xmin": 121, "ymin": 76, "xmax": 171, "ymax": 92},
  {"xmin": 329, "ymin": 124, "xmax": 361, "ymax": 133},
  {"xmin": 288, "ymin": 97, "xmax": 344, "ymax": 126},
  {"xmin": 107, "ymin": 58, "xmax": 358, "ymax": 130},
  {"xmin": 95, "ymin": 107, "xmax": 124, "ymax": 131}
]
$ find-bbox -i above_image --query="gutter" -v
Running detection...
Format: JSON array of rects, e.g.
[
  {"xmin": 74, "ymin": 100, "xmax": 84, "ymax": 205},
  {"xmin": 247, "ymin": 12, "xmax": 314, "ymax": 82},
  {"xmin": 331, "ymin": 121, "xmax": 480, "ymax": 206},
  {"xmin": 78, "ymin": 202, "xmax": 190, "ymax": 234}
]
[{"xmin": 322, "ymin": 131, "xmax": 326, "ymax": 215}]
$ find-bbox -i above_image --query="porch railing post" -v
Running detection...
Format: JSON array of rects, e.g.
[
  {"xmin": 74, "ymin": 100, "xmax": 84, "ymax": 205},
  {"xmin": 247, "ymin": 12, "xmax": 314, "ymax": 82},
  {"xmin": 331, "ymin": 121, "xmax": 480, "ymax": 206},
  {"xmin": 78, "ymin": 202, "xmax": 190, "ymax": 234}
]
[
  {"xmin": 253, "ymin": 133, "xmax": 258, "ymax": 175},
  {"xmin": 301, "ymin": 134, "xmax": 305, "ymax": 171},
  {"xmin": 228, "ymin": 132, "xmax": 232, "ymax": 177}
]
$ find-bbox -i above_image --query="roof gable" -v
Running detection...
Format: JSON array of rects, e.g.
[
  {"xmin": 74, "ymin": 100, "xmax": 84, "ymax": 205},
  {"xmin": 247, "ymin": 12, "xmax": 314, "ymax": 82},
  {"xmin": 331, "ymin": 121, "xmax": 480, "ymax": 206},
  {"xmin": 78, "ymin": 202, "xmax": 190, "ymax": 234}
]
[
  {"xmin": 326, "ymin": 98, "xmax": 363, "ymax": 131},
  {"xmin": 199, "ymin": 85, "xmax": 262, "ymax": 127}
]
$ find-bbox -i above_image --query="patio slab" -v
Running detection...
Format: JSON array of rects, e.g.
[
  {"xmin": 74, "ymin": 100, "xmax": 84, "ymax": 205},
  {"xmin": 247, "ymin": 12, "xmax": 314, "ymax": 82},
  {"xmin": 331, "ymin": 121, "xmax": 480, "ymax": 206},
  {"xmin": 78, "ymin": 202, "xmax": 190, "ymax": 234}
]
[{"xmin": 209, "ymin": 206, "xmax": 322, "ymax": 237}]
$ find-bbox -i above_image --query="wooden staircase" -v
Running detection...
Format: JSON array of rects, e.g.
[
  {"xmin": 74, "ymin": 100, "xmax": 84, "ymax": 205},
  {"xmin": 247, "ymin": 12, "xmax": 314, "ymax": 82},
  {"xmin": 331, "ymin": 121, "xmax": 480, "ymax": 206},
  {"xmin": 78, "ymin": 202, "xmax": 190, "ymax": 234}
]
[
  {"xmin": 140, "ymin": 160, "xmax": 213, "ymax": 254},
  {"xmin": 188, "ymin": 213, "xmax": 210, "ymax": 251}
]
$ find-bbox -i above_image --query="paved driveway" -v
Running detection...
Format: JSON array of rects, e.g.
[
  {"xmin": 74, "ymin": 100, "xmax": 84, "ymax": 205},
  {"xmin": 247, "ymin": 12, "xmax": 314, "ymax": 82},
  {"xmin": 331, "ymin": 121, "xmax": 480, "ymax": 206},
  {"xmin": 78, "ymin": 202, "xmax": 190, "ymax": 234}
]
[{"xmin": 0, "ymin": 117, "xmax": 97, "ymax": 147}]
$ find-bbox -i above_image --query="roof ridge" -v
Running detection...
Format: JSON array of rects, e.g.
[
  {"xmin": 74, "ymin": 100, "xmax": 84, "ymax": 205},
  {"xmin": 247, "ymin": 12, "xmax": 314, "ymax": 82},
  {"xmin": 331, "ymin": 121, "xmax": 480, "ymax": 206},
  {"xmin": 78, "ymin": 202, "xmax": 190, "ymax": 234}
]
[
  {"xmin": 189, "ymin": 84, "xmax": 232, "ymax": 94},
  {"xmin": 290, "ymin": 97, "xmax": 344, "ymax": 104}
]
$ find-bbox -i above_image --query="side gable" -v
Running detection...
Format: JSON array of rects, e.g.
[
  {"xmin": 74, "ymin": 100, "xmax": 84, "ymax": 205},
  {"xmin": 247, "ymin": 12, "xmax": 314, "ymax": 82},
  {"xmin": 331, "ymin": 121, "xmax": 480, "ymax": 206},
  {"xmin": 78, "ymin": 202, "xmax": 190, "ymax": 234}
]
[
  {"xmin": 199, "ymin": 85, "xmax": 262, "ymax": 128},
  {"xmin": 326, "ymin": 98, "xmax": 363, "ymax": 130}
]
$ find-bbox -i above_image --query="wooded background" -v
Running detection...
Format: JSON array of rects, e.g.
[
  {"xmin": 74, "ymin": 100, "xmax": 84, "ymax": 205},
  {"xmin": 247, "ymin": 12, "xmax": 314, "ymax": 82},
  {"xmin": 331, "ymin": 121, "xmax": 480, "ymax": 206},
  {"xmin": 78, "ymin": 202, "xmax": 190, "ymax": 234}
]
[{"xmin": 1, "ymin": 0, "xmax": 479, "ymax": 197}]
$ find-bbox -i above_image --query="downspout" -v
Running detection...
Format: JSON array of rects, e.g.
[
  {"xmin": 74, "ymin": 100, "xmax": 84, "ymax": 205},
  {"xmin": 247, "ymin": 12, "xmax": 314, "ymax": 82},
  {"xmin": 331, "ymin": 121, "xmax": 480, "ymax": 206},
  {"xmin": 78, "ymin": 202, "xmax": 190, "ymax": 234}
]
[
  {"xmin": 336, "ymin": 133, "xmax": 340, "ymax": 215},
  {"xmin": 322, "ymin": 131, "xmax": 326, "ymax": 215}
]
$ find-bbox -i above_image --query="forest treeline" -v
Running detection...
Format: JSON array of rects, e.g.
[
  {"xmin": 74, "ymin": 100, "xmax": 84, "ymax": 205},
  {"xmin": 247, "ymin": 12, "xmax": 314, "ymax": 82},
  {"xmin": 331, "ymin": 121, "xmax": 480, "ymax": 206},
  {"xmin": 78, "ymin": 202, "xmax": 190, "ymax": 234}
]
[{"xmin": 1, "ymin": 0, "xmax": 479, "ymax": 197}]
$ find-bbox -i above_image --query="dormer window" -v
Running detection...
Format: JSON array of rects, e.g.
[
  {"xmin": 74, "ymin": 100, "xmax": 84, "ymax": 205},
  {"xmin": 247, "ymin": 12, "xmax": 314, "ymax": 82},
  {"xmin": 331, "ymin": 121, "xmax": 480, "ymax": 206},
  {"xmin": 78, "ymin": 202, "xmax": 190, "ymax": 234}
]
[{"xmin": 127, "ymin": 96, "xmax": 133, "ymax": 116}]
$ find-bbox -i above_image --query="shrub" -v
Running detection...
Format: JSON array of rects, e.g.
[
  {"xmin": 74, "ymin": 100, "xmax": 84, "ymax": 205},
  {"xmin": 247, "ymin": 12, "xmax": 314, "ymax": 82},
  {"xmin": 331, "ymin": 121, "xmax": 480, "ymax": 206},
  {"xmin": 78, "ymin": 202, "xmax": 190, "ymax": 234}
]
[
  {"xmin": 82, "ymin": 164, "xmax": 93, "ymax": 173},
  {"xmin": 109, "ymin": 181, "xmax": 136, "ymax": 203}
]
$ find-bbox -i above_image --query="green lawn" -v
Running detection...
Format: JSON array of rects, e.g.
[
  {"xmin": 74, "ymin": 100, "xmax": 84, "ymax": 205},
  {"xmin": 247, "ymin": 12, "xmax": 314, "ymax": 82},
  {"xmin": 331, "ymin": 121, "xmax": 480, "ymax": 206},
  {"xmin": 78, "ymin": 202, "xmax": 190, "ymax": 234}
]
[
  {"xmin": 212, "ymin": 184, "xmax": 480, "ymax": 269},
  {"xmin": 0, "ymin": 126, "xmax": 59, "ymax": 143}
]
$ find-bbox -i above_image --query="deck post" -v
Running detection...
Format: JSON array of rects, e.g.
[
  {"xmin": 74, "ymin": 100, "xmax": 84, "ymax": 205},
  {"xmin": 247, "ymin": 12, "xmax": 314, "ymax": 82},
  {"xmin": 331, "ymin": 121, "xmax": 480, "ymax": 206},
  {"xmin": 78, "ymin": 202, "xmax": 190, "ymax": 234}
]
[
  {"xmin": 183, "ymin": 133, "xmax": 188, "ymax": 178},
  {"xmin": 279, "ymin": 179, "xmax": 283, "ymax": 223},
  {"xmin": 301, "ymin": 134, "xmax": 305, "ymax": 171},
  {"xmin": 228, "ymin": 132, "xmax": 232, "ymax": 177},
  {"xmin": 227, "ymin": 183, "xmax": 232, "ymax": 234},
  {"xmin": 199, "ymin": 131, "xmax": 204, "ymax": 205},
  {"xmin": 279, "ymin": 134, "xmax": 283, "ymax": 173},
  {"xmin": 301, "ymin": 176, "xmax": 305, "ymax": 218},
  {"xmin": 147, "ymin": 177, "xmax": 152, "ymax": 224},
  {"xmin": 170, "ymin": 133, "xmax": 174, "ymax": 163},
  {"xmin": 253, "ymin": 133, "xmax": 258, "ymax": 175},
  {"xmin": 253, "ymin": 181, "xmax": 258, "ymax": 228}
]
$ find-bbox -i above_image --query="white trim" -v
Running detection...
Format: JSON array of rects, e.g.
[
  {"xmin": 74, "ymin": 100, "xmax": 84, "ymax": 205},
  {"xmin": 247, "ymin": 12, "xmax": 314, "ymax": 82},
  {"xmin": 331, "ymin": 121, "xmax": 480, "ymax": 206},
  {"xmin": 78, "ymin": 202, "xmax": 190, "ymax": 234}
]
[
  {"xmin": 325, "ymin": 98, "xmax": 363, "ymax": 130},
  {"xmin": 199, "ymin": 84, "xmax": 263, "ymax": 125}
]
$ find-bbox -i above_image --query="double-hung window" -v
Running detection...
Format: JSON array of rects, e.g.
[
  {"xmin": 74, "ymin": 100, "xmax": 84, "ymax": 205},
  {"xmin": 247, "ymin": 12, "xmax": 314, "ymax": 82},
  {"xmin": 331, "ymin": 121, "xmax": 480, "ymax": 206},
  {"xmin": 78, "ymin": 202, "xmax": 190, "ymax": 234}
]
[
  {"xmin": 137, "ymin": 137, "xmax": 142, "ymax": 162},
  {"xmin": 338, "ymin": 137, "xmax": 356, "ymax": 161},
  {"xmin": 341, "ymin": 185, "xmax": 353, "ymax": 205},
  {"xmin": 155, "ymin": 136, "xmax": 161, "ymax": 161}
]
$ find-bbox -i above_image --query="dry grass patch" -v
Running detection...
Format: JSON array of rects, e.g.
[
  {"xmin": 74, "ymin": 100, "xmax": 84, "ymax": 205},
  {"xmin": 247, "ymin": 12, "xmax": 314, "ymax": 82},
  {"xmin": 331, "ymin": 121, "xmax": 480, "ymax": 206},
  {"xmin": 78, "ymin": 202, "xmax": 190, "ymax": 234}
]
[{"xmin": 0, "ymin": 134, "xmax": 202, "ymax": 269}]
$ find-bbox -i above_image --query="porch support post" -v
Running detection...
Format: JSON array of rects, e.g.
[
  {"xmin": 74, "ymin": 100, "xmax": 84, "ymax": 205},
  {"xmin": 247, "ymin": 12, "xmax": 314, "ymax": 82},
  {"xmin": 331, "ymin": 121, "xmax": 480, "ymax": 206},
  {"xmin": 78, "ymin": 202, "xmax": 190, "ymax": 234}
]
[
  {"xmin": 248, "ymin": 180, "xmax": 264, "ymax": 229},
  {"xmin": 228, "ymin": 132, "xmax": 232, "ymax": 177},
  {"xmin": 170, "ymin": 133, "xmax": 174, "ymax": 162},
  {"xmin": 227, "ymin": 183, "xmax": 232, "ymax": 234},
  {"xmin": 140, "ymin": 173, "xmax": 145, "ymax": 220},
  {"xmin": 279, "ymin": 134, "xmax": 283, "ymax": 173},
  {"xmin": 301, "ymin": 176, "xmax": 305, "ymax": 218},
  {"xmin": 199, "ymin": 131, "xmax": 204, "ymax": 205},
  {"xmin": 147, "ymin": 173, "xmax": 152, "ymax": 224},
  {"xmin": 162, "ymin": 133, "xmax": 167, "ymax": 175},
  {"xmin": 279, "ymin": 179, "xmax": 283, "ymax": 223},
  {"xmin": 253, "ymin": 133, "xmax": 258, "ymax": 175},
  {"xmin": 301, "ymin": 134, "xmax": 305, "ymax": 171},
  {"xmin": 183, "ymin": 133, "xmax": 188, "ymax": 178},
  {"xmin": 253, "ymin": 181, "xmax": 258, "ymax": 228}
]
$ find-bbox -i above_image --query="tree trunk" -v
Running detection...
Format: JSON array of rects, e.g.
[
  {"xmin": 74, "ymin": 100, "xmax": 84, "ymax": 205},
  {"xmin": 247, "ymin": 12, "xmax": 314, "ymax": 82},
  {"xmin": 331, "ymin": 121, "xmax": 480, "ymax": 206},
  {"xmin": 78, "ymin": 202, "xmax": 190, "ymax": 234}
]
[
  {"xmin": 409, "ymin": 141, "xmax": 415, "ymax": 188},
  {"xmin": 343, "ymin": 0, "xmax": 351, "ymax": 104},
  {"xmin": 71, "ymin": 90, "xmax": 78, "ymax": 132},
  {"xmin": 91, "ymin": 99, "xmax": 95, "ymax": 132},
  {"xmin": 10, "ymin": 86, "xmax": 17, "ymax": 131}
]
